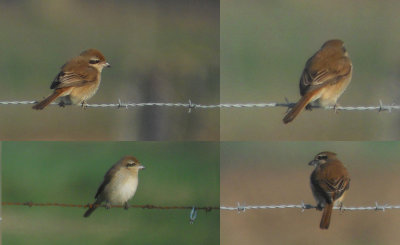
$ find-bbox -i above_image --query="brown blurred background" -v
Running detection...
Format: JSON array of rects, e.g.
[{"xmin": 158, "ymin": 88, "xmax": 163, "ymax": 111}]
[
  {"xmin": 221, "ymin": 142, "xmax": 400, "ymax": 245},
  {"xmin": 221, "ymin": 0, "xmax": 400, "ymax": 140},
  {"xmin": 0, "ymin": 0, "xmax": 219, "ymax": 140}
]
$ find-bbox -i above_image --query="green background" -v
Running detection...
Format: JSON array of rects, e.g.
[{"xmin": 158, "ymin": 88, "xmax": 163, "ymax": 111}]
[
  {"xmin": 2, "ymin": 141, "xmax": 220, "ymax": 245},
  {"xmin": 221, "ymin": 0, "xmax": 400, "ymax": 140},
  {"xmin": 0, "ymin": 0, "xmax": 219, "ymax": 141}
]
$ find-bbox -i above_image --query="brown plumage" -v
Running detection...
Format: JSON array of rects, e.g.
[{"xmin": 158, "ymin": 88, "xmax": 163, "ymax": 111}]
[
  {"xmin": 309, "ymin": 151, "xmax": 350, "ymax": 229},
  {"xmin": 33, "ymin": 49, "xmax": 110, "ymax": 110},
  {"xmin": 283, "ymin": 39, "xmax": 352, "ymax": 124}
]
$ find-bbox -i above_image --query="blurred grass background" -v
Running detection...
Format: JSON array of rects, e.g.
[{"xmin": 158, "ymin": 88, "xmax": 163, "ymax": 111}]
[
  {"xmin": 221, "ymin": 141, "xmax": 400, "ymax": 245},
  {"xmin": 2, "ymin": 141, "xmax": 219, "ymax": 245},
  {"xmin": 221, "ymin": 0, "xmax": 400, "ymax": 140},
  {"xmin": 0, "ymin": 0, "xmax": 219, "ymax": 140},
  {"xmin": 0, "ymin": 142, "xmax": 2, "ymax": 243}
]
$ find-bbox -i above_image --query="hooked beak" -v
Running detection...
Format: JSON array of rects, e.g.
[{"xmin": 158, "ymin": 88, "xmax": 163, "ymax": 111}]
[{"xmin": 308, "ymin": 160, "xmax": 318, "ymax": 166}]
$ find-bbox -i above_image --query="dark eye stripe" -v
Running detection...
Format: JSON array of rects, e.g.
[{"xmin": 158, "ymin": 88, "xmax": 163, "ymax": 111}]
[{"xmin": 89, "ymin": 59, "xmax": 100, "ymax": 64}]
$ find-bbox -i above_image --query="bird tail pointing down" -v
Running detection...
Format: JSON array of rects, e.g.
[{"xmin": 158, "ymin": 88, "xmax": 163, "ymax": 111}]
[
  {"xmin": 320, "ymin": 203, "xmax": 333, "ymax": 229},
  {"xmin": 283, "ymin": 89, "xmax": 321, "ymax": 124},
  {"xmin": 32, "ymin": 88, "xmax": 68, "ymax": 110},
  {"xmin": 83, "ymin": 201, "xmax": 101, "ymax": 218}
]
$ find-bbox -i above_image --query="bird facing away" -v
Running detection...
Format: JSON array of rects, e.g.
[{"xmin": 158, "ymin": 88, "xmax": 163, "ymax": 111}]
[
  {"xmin": 33, "ymin": 49, "xmax": 110, "ymax": 110},
  {"xmin": 83, "ymin": 156, "xmax": 145, "ymax": 218},
  {"xmin": 283, "ymin": 39, "xmax": 352, "ymax": 123},
  {"xmin": 309, "ymin": 151, "xmax": 350, "ymax": 229}
]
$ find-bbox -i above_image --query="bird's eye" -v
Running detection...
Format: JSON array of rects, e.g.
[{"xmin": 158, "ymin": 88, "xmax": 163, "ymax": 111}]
[
  {"xmin": 127, "ymin": 162, "xmax": 136, "ymax": 167},
  {"xmin": 317, "ymin": 155, "xmax": 328, "ymax": 160},
  {"xmin": 89, "ymin": 59, "xmax": 100, "ymax": 64}
]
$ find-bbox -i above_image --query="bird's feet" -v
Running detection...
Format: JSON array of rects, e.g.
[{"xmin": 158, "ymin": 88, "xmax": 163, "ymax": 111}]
[
  {"xmin": 124, "ymin": 202, "xmax": 129, "ymax": 210},
  {"xmin": 333, "ymin": 103, "xmax": 340, "ymax": 113},
  {"xmin": 339, "ymin": 202, "xmax": 345, "ymax": 213},
  {"xmin": 81, "ymin": 101, "xmax": 88, "ymax": 109},
  {"xmin": 58, "ymin": 101, "xmax": 66, "ymax": 107}
]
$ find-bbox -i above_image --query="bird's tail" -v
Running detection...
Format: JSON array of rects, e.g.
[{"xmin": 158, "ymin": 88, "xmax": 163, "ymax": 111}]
[
  {"xmin": 320, "ymin": 203, "xmax": 333, "ymax": 229},
  {"xmin": 83, "ymin": 201, "xmax": 100, "ymax": 218},
  {"xmin": 32, "ymin": 89, "xmax": 65, "ymax": 110},
  {"xmin": 282, "ymin": 89, "xmax": 321, "ymax": 124}
]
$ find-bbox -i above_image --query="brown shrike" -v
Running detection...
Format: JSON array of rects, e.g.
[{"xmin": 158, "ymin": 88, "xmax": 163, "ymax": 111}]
[
  {"xmin": 33, "ymin": 49, "xmax": 110, "ymax": 110},
  {"xmin": 83, "ymin": 156, "xmax": 145, "ymax": 218},
  {"xmin": 283, "ymin": 39, "xmax": 352, "ymax": 124},
  {"xmin": 309, "ymin": 151, "xmax": 350, "ymax": 229}
]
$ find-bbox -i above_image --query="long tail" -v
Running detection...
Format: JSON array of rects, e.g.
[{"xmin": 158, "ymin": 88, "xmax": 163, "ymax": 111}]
[
  {"xmin": 320, "ymin": 203, "xmax": 333, "ymax": 229},
  {"xmin": 83, "ymin": 201, "xmax": 100, "ymax": 218},
  {"xmin": 32, "ymin": 89, "xmax": 64, "ymax": 110},
  {"xmin": 282, "ymin": 89, "xmax": 320, "ymax": 124}
]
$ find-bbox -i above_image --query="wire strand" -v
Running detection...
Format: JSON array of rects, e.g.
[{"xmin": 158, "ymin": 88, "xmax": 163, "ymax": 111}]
[
  {"xmin": 220, "ymin": 202, "xmax": 400, "ymax": 212},
  {"xmin": 2, "ymin": 202, "xmax": 219, "ymax": 211},
  {"xmin": 0, "ymin": 100, "xmax": 399, "ymax": 111},
  {"xmin": 3, "ymin": 202, "xmax": 399, "ymax": 212}
]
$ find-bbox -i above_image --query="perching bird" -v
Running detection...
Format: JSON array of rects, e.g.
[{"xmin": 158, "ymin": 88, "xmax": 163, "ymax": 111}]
[
  {"xmin": 309, "ymin": 151, "xmax": 350, "ymax": 229},
  {"xmin": 33, "ymin": 49, "xmax": 110, "ymax": 110},
  {"xmin": 283, "ymin": 40, "xmax": 352, "ymax": 123},
  {"xmin": 83, "ymin": 156, "xmax": 145, "ymax": 217}
]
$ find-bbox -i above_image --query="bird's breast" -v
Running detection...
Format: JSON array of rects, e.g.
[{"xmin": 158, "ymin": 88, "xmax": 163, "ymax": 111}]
[
  {"xmin": 317, "ymin": 74, "xmax": 352, "ymax": 107},
  {"xmin": 104, "ymin": 171, "xmax": 138, "ymax": 205},
  {"xmin": 68, "ymin": 75, "xmax": 102, "ymax": 104}
]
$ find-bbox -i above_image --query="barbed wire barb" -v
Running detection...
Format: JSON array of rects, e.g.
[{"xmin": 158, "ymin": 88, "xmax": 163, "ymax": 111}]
[{"xmin": 189, "ymin": 206, "xmax": 197, "ymax": 224}]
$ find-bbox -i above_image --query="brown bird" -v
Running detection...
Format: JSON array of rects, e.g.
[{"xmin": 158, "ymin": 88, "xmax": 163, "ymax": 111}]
[
  {"xmin": 33, "ymin": 49, "xmax": 110, "ymax": 110},
  {"xmin": 309, "ymin": 151, "xmax": 350, "ymax": 229},
  {"xmin": 83, "ymin": 156, "xmax": 145, "ymax": 218},
  {"xmin": 283, "ymin": 39, "xmax": 352, "ymax": 123}
]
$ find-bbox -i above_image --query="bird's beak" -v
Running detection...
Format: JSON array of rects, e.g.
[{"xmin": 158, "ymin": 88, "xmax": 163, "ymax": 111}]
[
  {"xmin": 139, "ymin": 165, "xmax": 145, "ymax": 170},
  {"xmin": 105, "ymin": 62, "xmax": 111, "ymax": 68},
  {"xmin": 308, "ymin": 160, "xmax": 317, "ymax": 166}
]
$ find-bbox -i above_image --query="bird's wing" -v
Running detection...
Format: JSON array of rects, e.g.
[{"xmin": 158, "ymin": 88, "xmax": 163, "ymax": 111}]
[
  {"xmin": 300, "ymin": 56, "xmax": 352, "ymax": 91},
  {"xmin": 50, "ymin": 68, "xmax": 96, "ymax": 89},
  {"xmin": 320, "ymin": 175, "xmax": 350, "ymax": 198},
  {"xmin": 94, "ymin": 165, "xmax": 119, "ymax": 199}
]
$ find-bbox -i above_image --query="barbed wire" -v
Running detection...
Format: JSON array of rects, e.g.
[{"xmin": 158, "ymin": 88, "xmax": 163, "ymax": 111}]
[
  {"xmin": 220, "ymin": 202, "xmax": 400, "ymax": 212},
  {"xmin": 2, "ymin": 202, "xmax": 218, "ymax": 210},
  {"xmin": 4, "ymin": 201, "xmax": 398, "ymax": 212},
  {"xmin": 3, "ymin": 201, "xmax": 397, "ymax": 223},
  {"xmin": 1, "ymin": 100, "xmax": 400, "ymax": 112},
  {"xmin": 2, "ymin": 202, "xmax": 219, "ymax": 224}
]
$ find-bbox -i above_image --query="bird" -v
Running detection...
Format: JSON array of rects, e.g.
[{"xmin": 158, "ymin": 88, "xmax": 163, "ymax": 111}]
[
  {"xmin": 309, "ymin": 151, "xmax": 350, "ymax": 229},
  {"xmin": 32, "ymin": 48, "xmax": 110, "ymax": 110},
  {"xmin": 83, "ymin": 155, "xmax": 145, "ymax": 218},
  {"xmin": 283, "ymin": 39, "xmax": 352, "ymax": 123}
]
